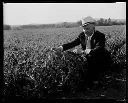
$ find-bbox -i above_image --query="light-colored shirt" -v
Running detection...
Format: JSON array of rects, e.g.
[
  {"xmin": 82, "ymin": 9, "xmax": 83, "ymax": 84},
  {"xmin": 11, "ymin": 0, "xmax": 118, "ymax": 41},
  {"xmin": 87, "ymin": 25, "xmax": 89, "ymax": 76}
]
[
  {"xmin": 83, "ymin": 30, "xmax": 94, "ymax": 54},
  {"xmin": 86, "ymin": 36, "xmax": 91, "ymax": 49}
]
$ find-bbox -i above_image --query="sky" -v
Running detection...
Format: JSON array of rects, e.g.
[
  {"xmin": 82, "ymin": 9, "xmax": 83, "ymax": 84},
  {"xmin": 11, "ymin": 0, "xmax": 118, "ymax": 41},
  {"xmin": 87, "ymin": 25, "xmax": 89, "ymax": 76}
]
[{"xmin": 3, "ymin": 2, "xmax": 126, "ymax": 25}]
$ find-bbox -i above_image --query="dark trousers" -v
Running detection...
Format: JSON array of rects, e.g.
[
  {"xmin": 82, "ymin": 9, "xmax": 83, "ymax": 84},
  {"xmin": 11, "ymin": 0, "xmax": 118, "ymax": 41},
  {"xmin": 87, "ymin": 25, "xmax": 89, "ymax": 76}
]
[{"xmin": 84, "ymin": 49, "xmax": 112, "ymax": 87}]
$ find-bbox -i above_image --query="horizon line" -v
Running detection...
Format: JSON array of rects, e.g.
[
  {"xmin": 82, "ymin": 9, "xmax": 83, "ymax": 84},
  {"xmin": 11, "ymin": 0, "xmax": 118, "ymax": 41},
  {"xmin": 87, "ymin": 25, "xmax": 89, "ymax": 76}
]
[{"xmin": 4, "ymin": 18, "xmax": 126, "ymax": 26}]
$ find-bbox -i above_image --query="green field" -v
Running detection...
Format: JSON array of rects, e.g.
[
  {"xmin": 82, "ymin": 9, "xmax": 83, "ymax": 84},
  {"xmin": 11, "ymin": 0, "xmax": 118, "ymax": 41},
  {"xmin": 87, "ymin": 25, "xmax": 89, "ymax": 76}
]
[{"xmin": 4, "ymin": 25, "xmax": 126, "ymax": 100}]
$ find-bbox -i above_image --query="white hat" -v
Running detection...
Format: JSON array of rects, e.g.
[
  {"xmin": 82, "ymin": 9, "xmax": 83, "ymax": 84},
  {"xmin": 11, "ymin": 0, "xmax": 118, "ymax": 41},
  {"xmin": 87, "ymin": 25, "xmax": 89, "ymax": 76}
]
[{"xmin": 81, "ymin": 16, "xmax": 95, "ymax": 26}]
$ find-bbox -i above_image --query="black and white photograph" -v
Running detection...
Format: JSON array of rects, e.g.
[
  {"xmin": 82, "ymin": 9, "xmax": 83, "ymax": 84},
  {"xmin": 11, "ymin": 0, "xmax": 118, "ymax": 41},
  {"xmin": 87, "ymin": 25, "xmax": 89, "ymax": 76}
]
[{"xmin": 3, "ymin": 2, "xmax": 126, "ymax": 102}]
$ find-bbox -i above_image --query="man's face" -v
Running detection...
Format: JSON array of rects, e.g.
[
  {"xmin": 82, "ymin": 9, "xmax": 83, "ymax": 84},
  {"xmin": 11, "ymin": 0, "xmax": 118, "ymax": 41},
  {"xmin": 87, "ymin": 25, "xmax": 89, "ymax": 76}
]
[{"xmin": 82, "ymin": 23, "xmax": 95, "ymax": 36}]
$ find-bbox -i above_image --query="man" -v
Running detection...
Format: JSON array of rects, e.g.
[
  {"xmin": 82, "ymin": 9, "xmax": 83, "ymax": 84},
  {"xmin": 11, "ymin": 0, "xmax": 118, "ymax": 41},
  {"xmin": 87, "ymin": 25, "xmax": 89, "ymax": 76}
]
[{"xmin": 52, "ymin": 16, "xmax": 112, "ymax": 89}]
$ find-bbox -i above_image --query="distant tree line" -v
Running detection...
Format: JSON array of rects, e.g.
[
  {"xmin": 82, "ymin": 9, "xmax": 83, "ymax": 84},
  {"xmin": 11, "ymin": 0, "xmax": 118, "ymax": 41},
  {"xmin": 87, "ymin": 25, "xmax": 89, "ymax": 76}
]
[
  {"xmin": 4, "ymin": 24, "xmax": 11, "ymax": 30},
  {"xmin": 95, "ymin": 18, "xmax": 126, "ymax": 26},
  {"xmin": 4, "ymin": 18, "xmax": 126, "ymax": 30},
  {"xmin": 19, "ymin": 22, "xmax": 80, "ymax": 29}
]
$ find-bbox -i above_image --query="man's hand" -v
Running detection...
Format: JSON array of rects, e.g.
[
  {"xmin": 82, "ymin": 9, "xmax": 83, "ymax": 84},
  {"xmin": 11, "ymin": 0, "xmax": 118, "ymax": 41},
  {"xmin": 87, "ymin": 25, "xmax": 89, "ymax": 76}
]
[
  {"xmin": 73, "ymin": 49, "xmax": 84, "ymax": 54},
  {"xmin": 51, "ymin": 46, "xmax": 63, "ymax": 53},
  {"xmin": 73, "ymin": 49, "xmax": 78, "ymax": 53},
  {"xmin": 84, "ymin": 49, "xmax": 91, "ymax": 54}
]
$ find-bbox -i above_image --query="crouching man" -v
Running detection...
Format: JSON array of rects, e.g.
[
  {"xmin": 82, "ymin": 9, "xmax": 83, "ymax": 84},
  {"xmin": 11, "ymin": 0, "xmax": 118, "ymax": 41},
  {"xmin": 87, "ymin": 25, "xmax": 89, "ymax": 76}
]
[{"xmin": 52, "ymin": 16, "xmax": 112, "ymax": 89}]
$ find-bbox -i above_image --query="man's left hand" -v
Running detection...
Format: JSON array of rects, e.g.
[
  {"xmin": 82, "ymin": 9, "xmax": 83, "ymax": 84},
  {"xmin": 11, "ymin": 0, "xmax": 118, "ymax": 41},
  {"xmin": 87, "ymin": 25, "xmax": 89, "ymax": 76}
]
[
  {"xmin": 73, "ymin": 49, "xmax": 84, "ymax": 54},
  {"xmin": 85, "ymin": 49, "xmax": 91, "ymax": 54}
]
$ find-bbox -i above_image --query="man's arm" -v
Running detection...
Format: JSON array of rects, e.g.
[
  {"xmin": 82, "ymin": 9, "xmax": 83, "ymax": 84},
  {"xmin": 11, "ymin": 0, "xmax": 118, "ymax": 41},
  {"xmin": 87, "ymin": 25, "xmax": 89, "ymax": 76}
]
[{"xmin": 61, "ymin": 35, "xmax": 81, "ymax": 51}]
